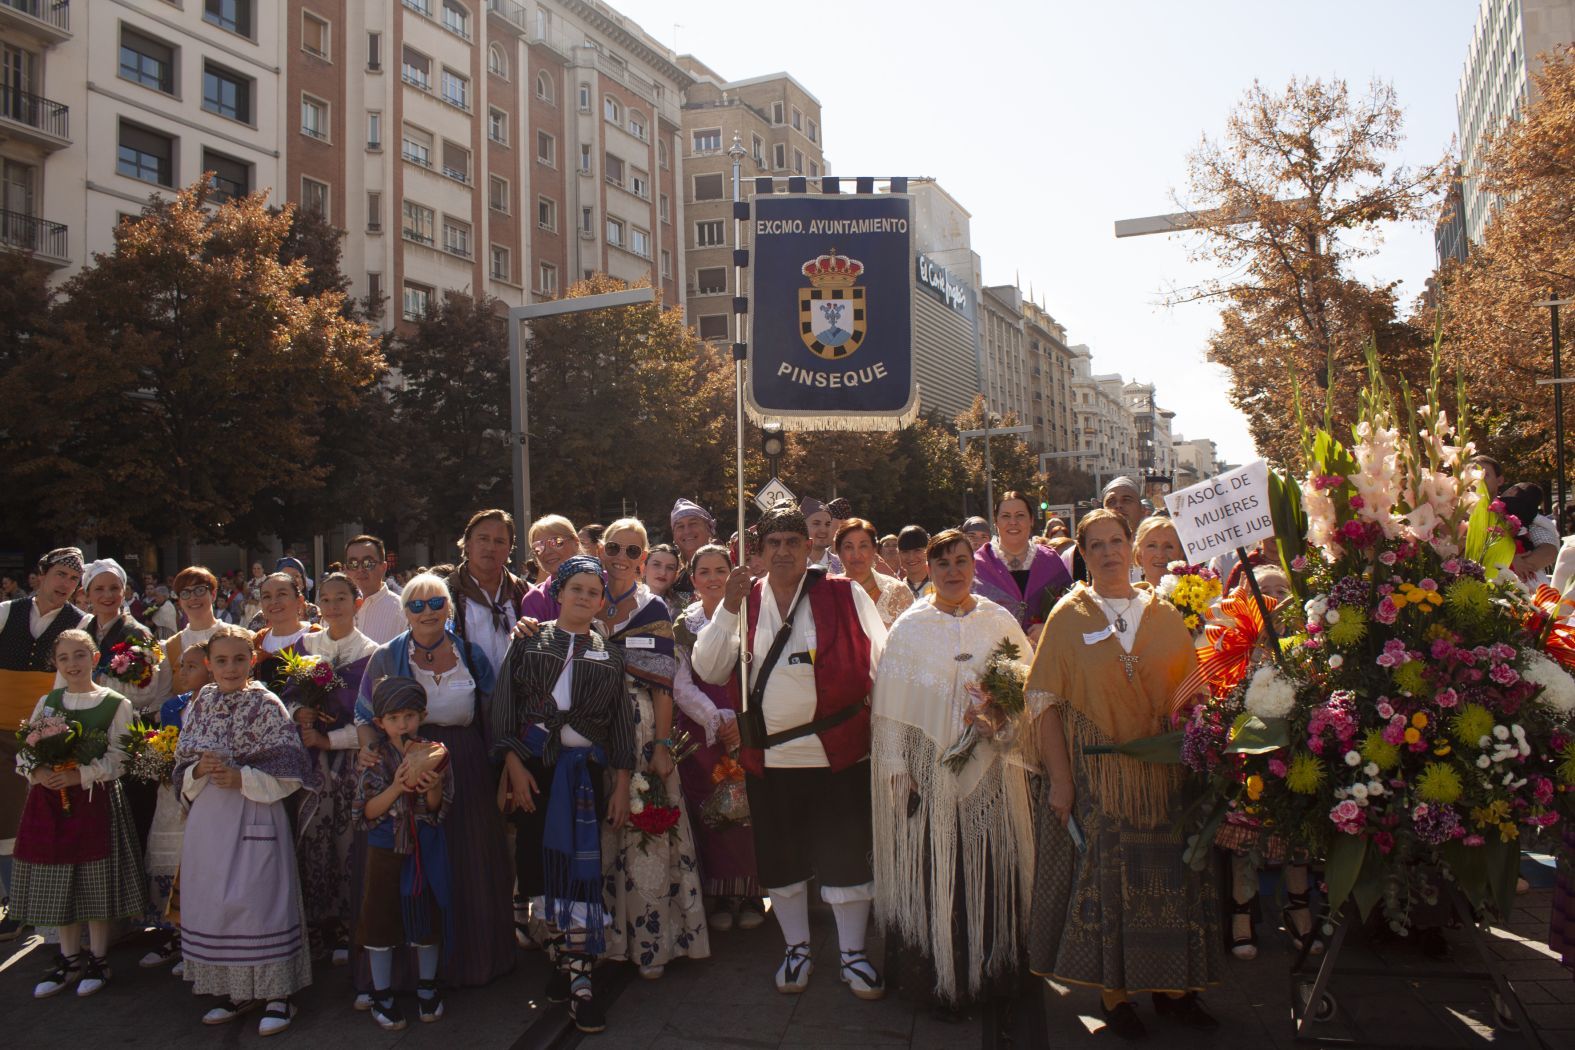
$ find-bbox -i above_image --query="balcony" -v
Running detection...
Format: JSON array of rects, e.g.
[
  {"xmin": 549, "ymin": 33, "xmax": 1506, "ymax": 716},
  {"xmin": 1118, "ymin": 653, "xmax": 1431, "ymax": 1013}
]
[
  {"xmin": 0, "ymin": 209, "xmax": 68, "ymax": 265},
  {"xmin": 0, "ymin": 0, "xmax": 70, "ymax": 43},
  {"xmin": 0, "ymin": 85, "xmax": 69, "ymax": 149}
]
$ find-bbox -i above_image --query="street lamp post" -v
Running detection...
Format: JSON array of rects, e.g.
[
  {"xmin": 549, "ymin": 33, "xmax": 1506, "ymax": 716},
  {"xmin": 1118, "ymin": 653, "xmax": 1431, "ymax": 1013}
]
[
  {"xmin": 506, "ymin": 287, "xmax": 657, "ymax": 557},
  {"xmin": 959, "ymin": 415, "xmax": 1033, "ymax": 521},
  {"xmin": 1535, "ymin": 293, "xmax": 1574, "ymax": 514}
]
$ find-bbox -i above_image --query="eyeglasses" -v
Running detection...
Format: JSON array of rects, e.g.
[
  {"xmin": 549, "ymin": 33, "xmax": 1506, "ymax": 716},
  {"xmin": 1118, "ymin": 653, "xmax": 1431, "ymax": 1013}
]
[
  {"xmin": 344, "ymin": 557, "xmax": 382, "ymax": 571},
  {"xmin": 531, "ymin": 536, "xmax": 573, "ymax": 554},
  {"xmin": 177, "ymin": 585, "xmax": 212, "ymax": 600},
  {"xmin": 602, "ymin": 542, "xmax": 643, "ymax": 560},
  {"xmin": 405, "ymin": 596, "xmax": 448, "ymax": 614}
]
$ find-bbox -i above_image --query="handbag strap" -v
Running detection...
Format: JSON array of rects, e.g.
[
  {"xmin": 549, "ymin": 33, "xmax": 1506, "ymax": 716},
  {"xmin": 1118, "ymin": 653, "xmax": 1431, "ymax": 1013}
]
[{"xmin": 745, "ymin": 568, "xmax": 823, "ymax": 713}]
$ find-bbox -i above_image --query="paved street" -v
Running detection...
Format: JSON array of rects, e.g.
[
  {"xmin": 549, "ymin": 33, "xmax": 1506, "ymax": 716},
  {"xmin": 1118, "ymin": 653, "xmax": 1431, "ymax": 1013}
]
[{"xmin": 2, "ymin": 856, "xmax": 1571, "ymax": 1049}]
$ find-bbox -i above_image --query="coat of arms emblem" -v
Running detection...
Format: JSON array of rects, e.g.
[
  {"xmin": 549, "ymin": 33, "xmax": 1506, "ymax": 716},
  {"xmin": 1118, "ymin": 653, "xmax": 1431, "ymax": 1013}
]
[{"xmin": 798, "ymin": 251, "xmax": 866, "ymax": 360}]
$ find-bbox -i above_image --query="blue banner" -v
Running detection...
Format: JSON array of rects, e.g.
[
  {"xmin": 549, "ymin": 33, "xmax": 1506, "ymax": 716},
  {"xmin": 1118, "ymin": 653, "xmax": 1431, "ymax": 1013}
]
[{"xmin": 748, "ymin": 194, "xmax": 916, "ymax": 429}]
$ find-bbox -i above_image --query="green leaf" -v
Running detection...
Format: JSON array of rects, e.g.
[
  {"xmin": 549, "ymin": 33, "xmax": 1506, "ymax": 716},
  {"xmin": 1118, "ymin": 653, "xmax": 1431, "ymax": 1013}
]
[
  {"xmin": 1484, "ymin": 837, "xmax": 1521, "ymax": 920},
  {"xmin": 1351, "ymin": 841, "xmax": 1386, "ymax": 918},
  {"xmin": 1324, "ymin": 833, "xmax": 1367, "ymax": 913},
  {"xmin": 1267, "ymin": 469, "xmax": 1309, "ymax": 600},
  {"xmin": 1482, "ymin": 536, "xmax": 1516, "ymax": 576},
  {"xmin": 1226, "ymin": 714, "xmax": 1290, "ymax": 755},
  {"xmin": 1083, "ymin": 730, "xmax": 1184, "ymax": 764},
  {"xmin": 1183, "ymin": 799, "xmax": 1229, "ymax": 870},
  {"xmin": 1442, "ymin": 841, "xmax": 1490, "ymax": 903},
  {"xmin": 1464, "ymin": 481, "xmax": 1496, "ymax": 561}
]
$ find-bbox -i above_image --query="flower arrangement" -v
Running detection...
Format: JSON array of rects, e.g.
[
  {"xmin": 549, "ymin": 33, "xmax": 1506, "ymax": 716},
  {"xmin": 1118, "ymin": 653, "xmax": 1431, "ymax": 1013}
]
[
  {"xmin": 121, "ymin": 718, "xmax": 180, "ymax": 784},
  {"xmin": 104, "ymin": 635, "xmax": 164, "ymax": 689},
  {"xmin": 628, "ymin": 771, "xmax": 682, "ymax": 851},
  {"xmin": 941, "ymin": 638, "xmax": 1029, "ymax": 773},
  {"xmin": 1157, "ymin": 562, "xmax": 1223, "ymax": 632},
  {"xmin": 1176, "ymin": 350, "xmax": 1575, "ymax": 928},
  {"xmin": 700, "ymin": 752, "xmax": 750, "ymax": 829},
  {"xmin": 274, "ymin": 649, "xmax": 345, "ymax": 723},
  {"xmin": 16, "ymin": 713, "xmax": 110, "ymax": 814}
]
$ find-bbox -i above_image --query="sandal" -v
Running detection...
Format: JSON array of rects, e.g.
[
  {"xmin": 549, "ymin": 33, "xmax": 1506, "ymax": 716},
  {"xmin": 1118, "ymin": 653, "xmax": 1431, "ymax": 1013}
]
[
  {"xmin": 1283, "ymin": 889, "xmax": 1324, "ymax": 956},
  {"xmin": 33, "ymin": 952, "xmax": 82, "ymax": 999},
  {"xmin": 775, "ymin": 942, "xmax": 813, "ymax": 994},
  {"xmin": 839, "ymin": 949, "xmax": 885, "ymax": 1001},
  {"xmin": 77, "ymin": 953, "xmax": 111, "ymax": 997},
  {"xmin": 259, "ymin": 998, "xmax": 296, "ymax": 1037},
  {"xmin": 417, "ymin": 979, "xmax": 445, "ymax": 1023},
  {"xmin": 513, "ymin": 894, "xmax": 538, "ymax": 949},
  {"xmin": 1230, "ymin": 894, "xmax": 1259, "ymax": 960},
  {"xmin": 202, "ymin": 997, "xmax": 259, "ymax": 1025}
]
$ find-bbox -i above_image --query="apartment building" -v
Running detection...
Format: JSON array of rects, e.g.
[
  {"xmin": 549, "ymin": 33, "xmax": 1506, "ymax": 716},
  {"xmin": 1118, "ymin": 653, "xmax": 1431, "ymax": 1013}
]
[
  {"xmin": 1124, "ymin": 380, "xmax": 1176, "ymax": 496},
  {"xmin": 1069, "ymin": 345, "xmax": 1138, "ymax": 481},
  {"xmin": 1172, "ymin": 435, "xmax": 1222, "ymax": 489},
  {"xmin": 0, "ymin": 0, "xmax": 71, "ymax": 266},
  {"xmin": 676, "ymin": 56, "xmax": 824, "ymax": 343},
  {"xmin": 978, "ymin": 284, "xmax": 1033, "ymax": 434},
  {"xmin": 1456, "ymin": 0, "xmax": 1575, "ymax": 243},
  {"xmin": 1024, "ymin": 297, "xmax": 1076, "ymax": 455}
]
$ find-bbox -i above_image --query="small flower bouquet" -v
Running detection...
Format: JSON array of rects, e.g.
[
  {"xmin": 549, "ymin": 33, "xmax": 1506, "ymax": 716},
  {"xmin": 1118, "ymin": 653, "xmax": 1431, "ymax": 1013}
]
[
  {"xmin": 628, "ymin": 771, "xmax": 682, "ymax": 852},
  {"xmin": 940, "ymin": 638, "xmax": 1029, "ymax": 774},
  {"xmin": 104, "ymin": 635, "xmax": 164, "ymax": 690},
  {"xmin": 274, "ymin": 649, "xmax": 345, "ymax": 724},
  {"xmin": 700, "ymin": 753, "xmax": 751, "ymax": 830},
  {"xmin": 1157, "ymin": 562, "xmax": 1223, "ymax": 633},
  {"xmin": 16, "ymin": 714, "xmax": 109, "ymax": 813},
  {"xmin": 121, "ymin": 718, "xmax": 179, "ymax": 785}
]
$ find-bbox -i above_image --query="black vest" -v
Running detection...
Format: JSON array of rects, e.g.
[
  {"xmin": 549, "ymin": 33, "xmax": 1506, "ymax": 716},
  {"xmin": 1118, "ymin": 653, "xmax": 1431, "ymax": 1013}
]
[{"xmin": 0, "ymin": 597, "xmax": 85, "ymax": 672}]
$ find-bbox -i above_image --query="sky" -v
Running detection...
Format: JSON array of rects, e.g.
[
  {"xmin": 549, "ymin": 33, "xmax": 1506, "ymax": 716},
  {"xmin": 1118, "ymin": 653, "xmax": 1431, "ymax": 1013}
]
[{"xmin": 613, "ymin": 0, "xmax": 1486, "ymax": 466}]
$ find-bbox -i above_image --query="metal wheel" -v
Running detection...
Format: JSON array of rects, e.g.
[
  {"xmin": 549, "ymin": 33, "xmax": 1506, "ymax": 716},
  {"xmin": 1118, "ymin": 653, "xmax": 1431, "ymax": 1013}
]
[{"xmin": 1296, "ymin": 981, "xmax": 1338, "ymax": 1023}]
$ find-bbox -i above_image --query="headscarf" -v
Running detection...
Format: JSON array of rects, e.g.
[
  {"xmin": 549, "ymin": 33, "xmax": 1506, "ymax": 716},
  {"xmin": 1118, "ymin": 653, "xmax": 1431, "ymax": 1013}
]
[
  {"xmin": 798, "ymin": 496, "xmax": 827, "ymax": 519},
  {"xmin": 275, "ymin": 556, "xmax": 309, "ymax": 582},
  {"xmin": 549, "ymin": 555, "xmax": 607, "ymax": 602},
  {"xmin": 81, "ymin": 558, "xmax": 127, "ymax": 592},
  {"xmin": 371, "ymin": 674, "xmax": 428, "ymax": 719},
  {"xmin": 761, "ymin": 499, "xmax": 810, "ymax": 539},
  {"xmin": 1102, "ymin": 475, "xmax": 1141, "ymax": 500},
  {"xmin": 826, "ymin": 497, "xmax": 852, "ymax": 520},
  {"xmin": 960, "ymin": 516, "xmax": 990, "ymax": 536},
  {"xmin": 38, "ymin": 547, "xmax": 85, "ymax": 575},
  {"xmin": 669, "ymin": 498, "xmax": 715, "ymax": 532}
]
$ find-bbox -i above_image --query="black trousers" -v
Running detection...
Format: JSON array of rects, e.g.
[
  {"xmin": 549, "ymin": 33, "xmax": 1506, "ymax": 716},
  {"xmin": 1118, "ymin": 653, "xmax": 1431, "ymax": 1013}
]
[
  {"xmin": 745, "ymin": 760, "xmax": 874, "ymax": 890},
  {"xmin": 510, "ymin": 755, "xmax": 607, "ymax": 904}
]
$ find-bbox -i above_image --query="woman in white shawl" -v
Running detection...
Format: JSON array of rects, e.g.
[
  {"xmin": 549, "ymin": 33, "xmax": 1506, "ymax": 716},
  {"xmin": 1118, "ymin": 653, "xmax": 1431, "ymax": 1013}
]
[{"xmin": 870, "ymin": 528, "xmax": 1036, "ymax": 1017}]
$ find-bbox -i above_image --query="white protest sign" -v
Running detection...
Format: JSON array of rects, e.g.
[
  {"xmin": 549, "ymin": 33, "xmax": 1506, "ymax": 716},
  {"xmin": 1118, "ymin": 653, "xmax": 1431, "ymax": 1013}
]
[{"xmin": 1163, "ymin": 459, "xmax": 1276, "ymax": 563}]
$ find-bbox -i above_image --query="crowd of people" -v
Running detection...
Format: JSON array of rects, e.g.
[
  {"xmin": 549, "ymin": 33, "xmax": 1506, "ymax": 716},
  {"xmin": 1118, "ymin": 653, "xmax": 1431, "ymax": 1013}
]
[{"xmin": 1, "ymin": 465, "xmax": 1571, "ymax": 1040}]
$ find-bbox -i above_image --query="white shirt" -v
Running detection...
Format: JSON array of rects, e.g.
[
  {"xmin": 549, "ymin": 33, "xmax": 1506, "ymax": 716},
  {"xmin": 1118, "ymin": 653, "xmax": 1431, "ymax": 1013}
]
[
  {"xmin": 303, "ymin": 628, "xmax": 378, "ymax": 750},
  {"xmin": 461, "ymin": 575, "xmax": 517, "ymax": 676},
  {"xmin": 413, "ymin": 661, "xmax": 475, "ymax": 727},
  {"xmin": 355, "ymin": 583, "xmax": 407, "ymax": 645},
  {"xmin": 1090, "ymin": 589, "xmax": 1153, "ymax": 654},
  {"xmin": 1552, "ymin": 537, "xmax": 1575, "ymax": 603},
  {"xmin": 693, "ymin": 574, "xmax": 886, "ymax": 768},
  {"xmin": 550, "ymin": 630, "xmax": 597, "ymax": 749},
  {"xmin": 260, "ymin": 626, "xmax": 308, "ymax": 654},
  {"xmin": 15, "ymin": 686, "xmax": 133, "ymax": 791},
  {"xmin": 0, "ymin": 596, "xmax": 71, "ymax": 639}
]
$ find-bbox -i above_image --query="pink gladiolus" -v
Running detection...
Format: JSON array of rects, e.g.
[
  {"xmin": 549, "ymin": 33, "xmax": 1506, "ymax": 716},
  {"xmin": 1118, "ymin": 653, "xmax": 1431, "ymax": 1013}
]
[{"xmin": 1463, "ymin": 834, "xmax": 1485, "ymax": 847}]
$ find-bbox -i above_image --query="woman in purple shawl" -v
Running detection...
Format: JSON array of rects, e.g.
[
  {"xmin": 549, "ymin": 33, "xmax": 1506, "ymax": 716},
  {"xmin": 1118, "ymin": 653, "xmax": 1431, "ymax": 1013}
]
[
  {"xmin": 518, "ymin": 514, "xmax": 582, "ymax": 622},
  {"xmin": 971, "ymin": 490, "xmax": 1072, "ymax": 645},
  {"xmin": 174, "ymin": 624, "xmax": 315, "ymax": 1036}
]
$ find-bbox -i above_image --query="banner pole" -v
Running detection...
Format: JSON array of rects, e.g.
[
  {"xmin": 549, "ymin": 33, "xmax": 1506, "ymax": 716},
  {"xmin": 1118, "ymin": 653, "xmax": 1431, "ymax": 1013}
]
[
  {"xmin": 1236, "ymin": 544, "xmax": 1288, "ymax": 672},
  {"xmin": 729, "ymin": 135, "xmax": 751, "ymax": 704}
]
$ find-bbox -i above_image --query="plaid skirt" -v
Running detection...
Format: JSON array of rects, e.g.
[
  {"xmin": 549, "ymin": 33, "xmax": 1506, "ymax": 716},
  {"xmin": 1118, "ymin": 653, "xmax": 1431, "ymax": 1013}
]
[{"xmin": 11, "ymin": 780, "xmax": 149, "ymax": 925}]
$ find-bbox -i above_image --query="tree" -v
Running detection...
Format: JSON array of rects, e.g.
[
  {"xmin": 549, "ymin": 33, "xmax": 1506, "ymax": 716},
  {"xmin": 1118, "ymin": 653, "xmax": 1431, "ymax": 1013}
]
[
  {"xmin": 0, "ymin": 251, "xmax": 63, "ymax": 551},
  {"xmin": 1175, "ymin": 77, "xmax": 1448, "ymax": 466},
  {"xmin": 30, "ymin": 180, "xmax": 382, "ymax": 560},
  {"xmin": 955, "ymin": 395, "xmax": 1040, "ymax": 512},
  {"xmin": 1438, "ymin": 46, "xmax": 1575, "ymax": 484}
]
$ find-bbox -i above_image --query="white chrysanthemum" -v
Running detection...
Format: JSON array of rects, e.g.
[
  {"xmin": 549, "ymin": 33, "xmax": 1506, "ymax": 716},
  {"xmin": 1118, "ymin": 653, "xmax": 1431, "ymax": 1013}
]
[
  {"xmin": 1522, "ymin": 651, "xmax": 1575, "ymax": 715},
  {"xmin": 1244, "ymin": 665, "xmax": 1296, "ymax": 719}
]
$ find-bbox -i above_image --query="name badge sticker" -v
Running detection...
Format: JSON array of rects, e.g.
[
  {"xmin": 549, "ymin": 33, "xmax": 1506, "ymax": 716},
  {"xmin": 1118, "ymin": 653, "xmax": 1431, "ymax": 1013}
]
[
  {"xmin": 1082, "ymin": 627, "xmax": 1114, "ymax": 645},
  {"xmin": 584, "ymin": 650, "xmax": 610, "ymax": 661},
  {"xmin": 626, "ymin": 636, "xmax": 656, "ymax": 649}
]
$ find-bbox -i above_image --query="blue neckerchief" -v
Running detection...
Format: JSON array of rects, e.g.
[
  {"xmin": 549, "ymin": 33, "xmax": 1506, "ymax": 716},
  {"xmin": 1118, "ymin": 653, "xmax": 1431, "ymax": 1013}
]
[{"xmin": 520, "ymin": 722, "xmax": 607, "ymax": 954}]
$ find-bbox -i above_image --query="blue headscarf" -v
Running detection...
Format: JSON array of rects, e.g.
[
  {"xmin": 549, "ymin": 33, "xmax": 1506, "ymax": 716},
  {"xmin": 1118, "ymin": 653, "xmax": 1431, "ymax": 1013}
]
[{"xmin": 548, "ymin": 555, "xmax": 607, "ymax": 602}]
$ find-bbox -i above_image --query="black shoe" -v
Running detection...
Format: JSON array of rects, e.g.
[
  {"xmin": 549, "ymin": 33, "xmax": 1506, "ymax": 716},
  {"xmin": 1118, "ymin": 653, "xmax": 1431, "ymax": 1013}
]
[
  {"xmin": 416, "ymin": 979, "xmax": 445, "ymax": 1022},
  {"xmin": 566, "ymin": 954, "xmax": 605, "ymax": 1034},
  {"xmin": 1152, "ymin": 992, "xmax": 1219, "ymax": 1030},
  {"xmin": 1283, "ymin": 890, "xmax": 1323, "ymax": 956},
  {"xmin": 545, "ymin": 963, "xmax": 571, "ymax": 1002},
  {"xmin": 1101, "ymin": 1000, "xmax": 1148, "ymax": 1040},
  {"xmin": 1229, "ymin": 894, "xmax": 1259, "ymax": 960},
  {"xmin": 370, "ymin": 991, "xmax": 407, "ymax": 1032}
]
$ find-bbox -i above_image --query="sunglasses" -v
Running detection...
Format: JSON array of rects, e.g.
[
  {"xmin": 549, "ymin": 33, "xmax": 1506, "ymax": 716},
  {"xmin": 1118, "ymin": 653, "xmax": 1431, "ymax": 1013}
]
[
  {"xmin": 344, "ymin": 557, "xmax": 382, "ymax": 571},
  {"xmin": 405, "ymin": 596, "xmax": 448, "ymax": 614},
  {"xmin": 177, "ymin": 585, "xmax": 212, "ymax": 600},
  {"xmin": 531, "ymin": 536, "xmax": 573, "ymax": 554},
  {"xmin": 602, "ymin": 542, "xmax": 644, "ymax": 560}
]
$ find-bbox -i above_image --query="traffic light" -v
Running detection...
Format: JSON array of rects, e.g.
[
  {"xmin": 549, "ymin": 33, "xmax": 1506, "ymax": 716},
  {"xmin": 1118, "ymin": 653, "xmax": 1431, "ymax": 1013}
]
[{"xmin": 1039, "ymin": 500, "xmax": 1049, "ymax": 511}]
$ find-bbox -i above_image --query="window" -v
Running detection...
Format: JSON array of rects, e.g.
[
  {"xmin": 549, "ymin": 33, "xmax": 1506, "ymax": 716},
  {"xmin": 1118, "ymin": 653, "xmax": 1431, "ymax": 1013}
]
[
  {"xmin": 536, "ymin": 131, "xmax": 555, "ymax": 166},
  {"xmin": 301, "ymin": 95, "xmax": 329, "ymax": 140},
  {"xmin": 535, "ymin": 72, "xmax": 553, "ymax": 102},
  {"xmin": 809, "ymin": 161, "xmax": 819, "ymax": 179},
  {"xmin": 659, "ymin": 193, "xmax": 670, "ymax": 223},
  {"xmin": 204, "ymin": 0, "xmax": 253, "ymax": 38},
  {"xmin": 367, "ymin": 111, "xmax": 382, "ymax": 150},
  {"xmin": 488, "ymin": 43, "xmax": 509, "ymax": 79},
  {"xmin": 630, "ymin": 227, "xmax": 650, "ymax": 258},
  {"xmin": 537, "ymin": 261, "xmax": 558, "ymax": 295},
  {"xmin": 490, "ymin": 244, "xmax": 510, "ymax": 281},
  {"xmin": 604, "ymin": 153, "xmax": 624, "ymax": 187},
  {"xmin": 367, "ymin": 191, "xmax": 382, "ymax": 231},
  {"xmin": 301, "ymin": 176, "xmax": 329, "ymax": 217},
  {"xmin": 402, "ymin": 282, "xmax": 432, "ymax": 321},
  {"xmin": 692, "ymin": 128, "xmax": 720, "ymax": 153},
  {"xmin": 536, "ymin": 8, "xmax": 551, "ymax": 39},
  {"xmin": 627, "ymin": 111, "xmax": 646, "ymax": 140},
  {"xmin": 402, "ymin": 47, "xmax": 430, "ymax": 90},
  {"xmin": 202, "ymin": 63, "xmax": 251, "ymax": 122},
  {"xmin": 441, "ymin": 0, "xmax": 470, "ymax": 38},
  {"xmin": 791, "ymin": 107, "xmax": 802, "ymax": 131},
  {"xmin": 660, "ymin": 249, "xmax": 671, "ymax": 278},
  {"xmin": 695, "ymin": 219, "xmax": 724, "ymax": 247},
  {"xmin": 401, "ymin": 124, "xmax": 432, "ymax": 167},
  {"xmin": 695, "ymin": 267, "xmax": 726, "ymax": 295},
  {"xmin": 367, "ymin": 31, "xmax": 382, "ymax": 70},
  {"xmin": 658, "ymin": 140, "xmax": 668, "ymax": 169},
  {"xmin": 698, "ymin": 315, "xmax": 729, "ymax": 341},
  {"xmin": 442, "ymin": 216, "xmax": 471, "ymax": 257},
  {"xmin": 773, "ymin": 143, "xmax": 786, "ymax": 169},
  {"xmin": 793, "ymin": 149, "xmax": 804, "ymax": 175},
  {"xmin": 630, "ymin": 167, "xmax": 649, "ymax": 199},
  {"xmin": 402, "ymin": 200, "xmax": 434, "ymax": 244},
  {"xmin": 440, "ymin": 68, "xmax": 469, "ymax": 110},
  {"xmin": 302, "ymin": 11, "xmax": 330, "ymax": 58},
  {"xmin": 605, "ymin": 216, "xmax": 624, "ymax": 247},
  {"xmin": 119, "ymin": 28, "xmax": 175, "ymax": 94},
  {"xmin": 489, "ymin": 175, "xmax": 509, "ymax": 213},
  {"xmin": 537, "ymin": 196, "xmax": 557, "ymax": 231},
  {"xmin": 368, "ymin": 272, "xmax": 383, "ymax": 314},
  {"xmin": 603, "ymin": 96, "xmax": 620, "ymax": 124},
  {"xmin": 441, "ymin": 140, "xmax": 470, "ymax": 183},
  {"xmin": 808, "ymin": 118, "xmax": 818, "ymax": 143},
  {"xmin": 488, "ymin": 107, "xmax": 508, "ymax": 145},
  {"xmin": 693, "ymin": 173, "xmax": 724, "ymax": 201},
  {"xmin": 404, "ymin": 0, "xmax": 433, "ymax": 14},
  {"xmin": 116, "ymin": 122, "xmax": 174, "ymax": 186},
  {"xmin": 771, "ymin": 100, "xmax": 784, "ymax": 124},
  {"xmin": 580, "ymin": 206, "xmax": 593, "ymax": 234},
  {"xmin": 751, "ymin": 134, "xmax": 764, "ymax": 164},
  {"xmin": 578, "ymin": 144, "xmax": 591, "ymax": 173},
  {"xmin": 578, "ymin": 83, "xmax": 590, "ymax": 111},
  {"xmin": 203, "ymin": 149, "xmax": 249, "ymax": 202}
]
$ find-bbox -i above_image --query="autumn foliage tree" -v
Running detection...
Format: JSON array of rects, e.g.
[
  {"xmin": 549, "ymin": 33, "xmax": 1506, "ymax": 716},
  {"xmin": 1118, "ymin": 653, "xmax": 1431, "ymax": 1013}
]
[{"xmin": 1175, "ymin": 77, "xmax": 1448, "ymax": 466}]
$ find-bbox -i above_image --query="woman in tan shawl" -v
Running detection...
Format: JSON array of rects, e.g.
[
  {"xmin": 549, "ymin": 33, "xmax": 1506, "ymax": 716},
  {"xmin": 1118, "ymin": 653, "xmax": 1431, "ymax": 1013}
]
[{"xmin": 1026, "ymin": 510, "xmax": 1222, "ymax": 1041}]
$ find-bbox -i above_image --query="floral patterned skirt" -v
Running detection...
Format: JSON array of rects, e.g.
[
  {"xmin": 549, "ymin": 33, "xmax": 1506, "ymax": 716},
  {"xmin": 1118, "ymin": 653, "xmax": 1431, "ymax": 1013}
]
[
  {"xmin": 601, "ymin": 685, "xmax": 711, "ymax": 967},
  {"xmin": 296, "ymin": 749, "xmax": 357, "ymax": 928},
  {"xmin": 143, "ymin": 782, "xmax": 184, "ymax": 928}
]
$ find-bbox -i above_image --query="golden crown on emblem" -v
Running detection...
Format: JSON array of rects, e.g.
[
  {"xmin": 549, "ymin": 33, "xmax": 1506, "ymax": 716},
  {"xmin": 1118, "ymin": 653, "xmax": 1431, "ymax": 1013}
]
[{"xmin": 801, "ymin": 251, "xmax": 864, "ymax": 289}]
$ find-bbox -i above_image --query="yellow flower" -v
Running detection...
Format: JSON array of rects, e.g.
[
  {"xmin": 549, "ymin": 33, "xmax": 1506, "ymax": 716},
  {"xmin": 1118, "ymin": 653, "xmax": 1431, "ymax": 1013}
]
[
  {"xmin": 1246, "ymin": 774, "xmax": 1265, "ymax": 801},
  {"xmin": 1391, "ymin": 593, "xmax": 1409, "ymax": 610},
  {"xmin": 1471, "ymin": 800, "xmax": 1511, "ymax": 828},
  {"xmin": 1415, "ymin": 762, "xmax": 1463, "ymax": 804},
  {"xmin": 1404, "ymin": 727, "xmax": 1422, "ymax": 745},
  {"xmin": 1411, "ymin": 712, "xmax": 1429, "ymax": 729}
]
